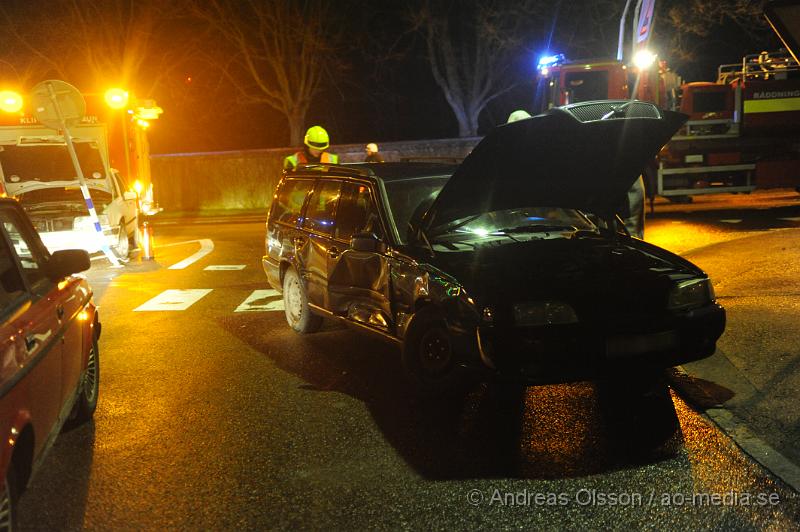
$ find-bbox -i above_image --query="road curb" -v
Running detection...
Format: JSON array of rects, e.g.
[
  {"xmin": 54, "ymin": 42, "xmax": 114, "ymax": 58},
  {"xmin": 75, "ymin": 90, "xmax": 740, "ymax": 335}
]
[{"xmin": 670, "ymin": 367, "xmax": 800, "ymax": 493}]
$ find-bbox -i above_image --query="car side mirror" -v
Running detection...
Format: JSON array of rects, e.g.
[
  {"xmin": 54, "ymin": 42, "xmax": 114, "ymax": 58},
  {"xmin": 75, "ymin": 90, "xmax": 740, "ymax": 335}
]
[
  {"xmin": 46, "ymin": 249, "xmax": 91, "ymax": 280},
  {"xmin": 123, "ymin": 191, "xmax": 137, "ymax": 201},
  {"xmin": 351, "ymin": 232, "xmax": 385, "ymax": 253}
]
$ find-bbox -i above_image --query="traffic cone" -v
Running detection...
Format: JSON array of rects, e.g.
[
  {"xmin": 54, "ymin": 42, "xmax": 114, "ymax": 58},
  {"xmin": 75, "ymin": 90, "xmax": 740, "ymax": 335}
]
[{"xmin": 141, "ymin": 221, "xmax": 155, "ymax": 260}]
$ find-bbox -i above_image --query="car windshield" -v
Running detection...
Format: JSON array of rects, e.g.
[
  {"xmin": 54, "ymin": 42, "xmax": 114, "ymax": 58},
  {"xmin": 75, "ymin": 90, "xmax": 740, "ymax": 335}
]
[
  {"xmin": 435, "ymin": 207, "xmax": 597, "ymax": 241},
  {"xmin": 383, "ymin": 175, "xmax": 450, "ymax": 244},
  {"xmin": 0, "ymin": 143, "xmax": 106, "ymax": 182}
]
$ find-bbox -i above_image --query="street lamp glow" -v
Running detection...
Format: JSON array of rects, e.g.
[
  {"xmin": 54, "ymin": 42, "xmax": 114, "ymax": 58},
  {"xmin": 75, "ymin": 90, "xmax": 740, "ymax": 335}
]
[
  {"xmin": 0, "ymin": 90, "xmax": 23, "ymax": 113},
  {"xmin": 104, "ymin": 88, "xmax": 129, "ymax": 109},
  {"xmin": 633, "ymin": 50, "xmax": 657, "ymax": 70}
]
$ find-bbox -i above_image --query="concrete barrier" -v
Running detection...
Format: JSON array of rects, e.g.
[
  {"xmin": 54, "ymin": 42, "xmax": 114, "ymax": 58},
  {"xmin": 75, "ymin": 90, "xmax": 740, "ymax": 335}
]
[{"xmin": 149, "ymin": 137, "xmax": 480, "ymax": 212}]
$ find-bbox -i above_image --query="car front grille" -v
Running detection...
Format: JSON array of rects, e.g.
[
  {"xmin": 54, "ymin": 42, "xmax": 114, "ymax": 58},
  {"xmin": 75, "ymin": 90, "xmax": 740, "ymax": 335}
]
[{"xmin": 564, "ymin": 101, "xmax": 662, "ymax": 122}]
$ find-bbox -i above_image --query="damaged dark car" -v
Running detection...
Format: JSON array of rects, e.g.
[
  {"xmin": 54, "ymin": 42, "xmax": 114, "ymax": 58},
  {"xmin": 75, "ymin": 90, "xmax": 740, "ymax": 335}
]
[{"xmin": 262, "ymin": 100, "xmax": 726, "ymax": 392}]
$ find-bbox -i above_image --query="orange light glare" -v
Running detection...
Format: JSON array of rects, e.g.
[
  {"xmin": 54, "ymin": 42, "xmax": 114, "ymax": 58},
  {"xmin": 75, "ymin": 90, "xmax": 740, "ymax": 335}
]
[
  {"xmin": 0, "ymin": 90, "xmax": 23, "ymax": 113},
  {"xmin": 136, "ymin": 118, "xmax": 150, "ymax": 129},
  {"xmin": 133, "ymin": 180, "xmax": 144, "ymax": 194},
  {"xmin": 104, "ymin": 88, "xmax": 129, "ymax": 109}
]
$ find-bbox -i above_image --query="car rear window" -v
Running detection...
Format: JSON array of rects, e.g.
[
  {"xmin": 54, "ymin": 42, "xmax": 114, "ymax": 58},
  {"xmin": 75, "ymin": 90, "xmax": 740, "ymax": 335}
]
[{"xmin": 271, "ymin": 179, "xmax": 314, "ymax": 226}]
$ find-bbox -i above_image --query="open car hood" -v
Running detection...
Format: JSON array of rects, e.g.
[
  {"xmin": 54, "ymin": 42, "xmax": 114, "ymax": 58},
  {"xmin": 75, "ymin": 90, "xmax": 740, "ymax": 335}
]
[
  {"xmin": 423, "ymin": 100, "xmax": 686, "ymax": 235},
  {"xmin": 7, "ymin": 179, "xmax": 111, "ymax": 197}
]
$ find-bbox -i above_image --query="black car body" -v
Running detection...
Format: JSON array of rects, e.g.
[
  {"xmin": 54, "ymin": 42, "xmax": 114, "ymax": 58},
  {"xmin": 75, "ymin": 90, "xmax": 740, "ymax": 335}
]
[{"xmin": 262, "ymin": 100, "xmax": 725, "ymax": 388}]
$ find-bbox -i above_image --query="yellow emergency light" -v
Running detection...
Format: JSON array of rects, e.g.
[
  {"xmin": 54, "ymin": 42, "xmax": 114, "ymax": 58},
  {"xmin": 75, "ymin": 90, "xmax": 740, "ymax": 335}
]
[
  {"xmin": 0, "ymin": 90, "xmax": 23, "ymax": 113},
  {"xmin": 104, "ymin": 88, "xmax": 129, "ymax": 109}
]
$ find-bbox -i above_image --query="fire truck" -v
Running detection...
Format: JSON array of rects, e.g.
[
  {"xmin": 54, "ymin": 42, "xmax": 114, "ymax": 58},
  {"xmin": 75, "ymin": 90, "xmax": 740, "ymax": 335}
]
[
  {"xmin": 534, "ymin": 1, "xmax": 800, "ymax": 202},
  {"xmin": 535, "ymin": 50, "xmax": 800, "ymax": 201}
]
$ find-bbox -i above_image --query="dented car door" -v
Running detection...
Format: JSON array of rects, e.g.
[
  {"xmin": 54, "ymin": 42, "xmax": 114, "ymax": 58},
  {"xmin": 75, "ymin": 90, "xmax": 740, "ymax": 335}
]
[{"xmin": 327, "ymin": 181, "xmax": 394, "ymax": 333}]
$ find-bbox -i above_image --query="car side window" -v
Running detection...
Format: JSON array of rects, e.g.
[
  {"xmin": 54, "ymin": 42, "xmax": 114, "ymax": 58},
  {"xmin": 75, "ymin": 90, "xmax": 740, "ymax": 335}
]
[
  {"xmin": 0, "ymin": 227, "xmax": 26, "ymax": 313},
  {"xmin": 271, "ymin": 179, "xmax": 314, "ymax": 226},
  {"xmin": 0, "ymin": 208, "xmax": 51, "ymax": 295},
  {"xmin": 302, "ymin": 180, "xmax": 341, "ymax": 236},
  {"xmin": 336, "ymin": 182, "xmax": 382, "ymax": 242}
]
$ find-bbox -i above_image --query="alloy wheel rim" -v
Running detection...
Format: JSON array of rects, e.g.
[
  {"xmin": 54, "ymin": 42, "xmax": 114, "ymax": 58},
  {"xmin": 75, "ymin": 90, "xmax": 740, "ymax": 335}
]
[
  {"xmin": 287, "ymin": 277, "xmax": 302, "ymax": 323},
  {"xmin": 420, "ymin": 329, "xmax": 451, "ymax": 374}
]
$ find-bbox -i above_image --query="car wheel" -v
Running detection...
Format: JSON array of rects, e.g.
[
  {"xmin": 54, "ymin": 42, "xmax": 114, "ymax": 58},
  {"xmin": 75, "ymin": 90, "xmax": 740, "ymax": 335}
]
[
  {"xmin": 403, "ymin": 309, "xmax": 470, "ymax": 396},
  {"xmin": 0, "ymin": 465, "xmax": 19, "ymax": 531},
  {"xmin": 71, "ymin": 334, "xmax": 100, "ymax": 425},
  {"xmin": 112, "ymin": 222, "xmax": 129, "ymax": 259},
  {"xmin": 282, "ymin": 268, "xmax": 322, "ymax": 334}
]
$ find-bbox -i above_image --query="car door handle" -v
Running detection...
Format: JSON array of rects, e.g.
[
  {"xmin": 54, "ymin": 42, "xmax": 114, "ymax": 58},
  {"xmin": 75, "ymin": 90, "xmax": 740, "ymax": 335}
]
[
  {"xmin": 25, "ymin": 335, "xmax": 36, "ymax": 352},
  {"xmin": 328, "ymin": 247, "xmax": 340, "ymax": 259},
  {"xmin": 56, "ymin": 306, "xmax": 64, "ymax": 319}
]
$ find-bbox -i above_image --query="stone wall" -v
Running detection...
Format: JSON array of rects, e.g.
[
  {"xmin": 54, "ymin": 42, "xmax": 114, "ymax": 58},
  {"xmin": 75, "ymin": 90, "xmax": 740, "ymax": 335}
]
[{"xmin": 149, "ymin": 137, "xmax": 480, "ymax": 212}]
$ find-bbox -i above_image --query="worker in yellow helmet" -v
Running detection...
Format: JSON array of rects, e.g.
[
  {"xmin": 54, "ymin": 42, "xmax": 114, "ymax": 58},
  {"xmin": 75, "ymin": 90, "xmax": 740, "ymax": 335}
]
[{"xmin": 283, "ymin": 126, "xmax": 339, "ymax": 171}]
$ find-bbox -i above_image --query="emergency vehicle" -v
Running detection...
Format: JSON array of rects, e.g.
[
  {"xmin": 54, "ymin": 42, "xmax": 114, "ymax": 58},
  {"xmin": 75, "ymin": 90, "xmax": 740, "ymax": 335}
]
[
  {"xmin": 0, "ymin": 89, "xmax": 161, "ymax": 256},
  {"xmin": 534, "ymin": 1, "xmax": 800, "ymax": 201}
]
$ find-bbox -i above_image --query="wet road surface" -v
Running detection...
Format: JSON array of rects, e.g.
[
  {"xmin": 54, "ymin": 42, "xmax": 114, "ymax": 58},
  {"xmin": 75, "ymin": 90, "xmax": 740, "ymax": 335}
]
[{"xmin": 17, "ymin": 196, "xmax": 800, "ymax": 529}]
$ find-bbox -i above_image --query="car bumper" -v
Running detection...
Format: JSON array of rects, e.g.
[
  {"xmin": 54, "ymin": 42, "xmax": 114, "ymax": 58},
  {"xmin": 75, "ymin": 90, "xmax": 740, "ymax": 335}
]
[
  {"xmin": 38, "ymin": 227, "xmax": 118, "ymax": 254},
  {"xmin": 471, "ymin": 303, "xmax": 726, "ymax": 384},
  {"xmin": 262, "ymin": 255, "xmax": 282, "ymax": 292}
]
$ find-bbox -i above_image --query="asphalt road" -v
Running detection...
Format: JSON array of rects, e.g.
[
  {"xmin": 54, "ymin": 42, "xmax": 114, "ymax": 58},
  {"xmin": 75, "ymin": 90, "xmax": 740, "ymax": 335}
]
[{"xmin": 17, "ymin": 192, "xmax": 800, "ymax": 530}]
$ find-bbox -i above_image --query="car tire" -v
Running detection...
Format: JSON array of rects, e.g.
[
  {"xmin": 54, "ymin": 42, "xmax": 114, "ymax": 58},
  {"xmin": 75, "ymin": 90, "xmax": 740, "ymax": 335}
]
[
  {"xmin": 71, "ymin": 334, "xmax": 100, "ymax": 425},
  {"xmin": 282, "ymin": 268, "xmax": 323, "ymax": 334},
  {"xmin": 112, "ymin": 221, "xmax": 129, "ymax": 259},
  {"xmin": 0, "ymin": 464, "xmax": 19, "ymax": 531},
  {"xmin": 402, "ymin": 308, "xmax": 471, "ymax": 396}
]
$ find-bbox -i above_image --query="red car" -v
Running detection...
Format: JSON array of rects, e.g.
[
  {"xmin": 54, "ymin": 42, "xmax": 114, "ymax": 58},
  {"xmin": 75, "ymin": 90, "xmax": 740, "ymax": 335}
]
[{"xmin": 0, "ymin": 198, "xmax": 98, "ymax": 528}]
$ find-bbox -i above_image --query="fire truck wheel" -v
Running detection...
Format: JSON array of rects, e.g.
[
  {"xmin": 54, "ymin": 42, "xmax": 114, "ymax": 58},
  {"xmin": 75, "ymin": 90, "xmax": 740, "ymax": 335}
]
[{"xmin": 112, "ymin": 222, "xmax": 130, "ymax": 259}]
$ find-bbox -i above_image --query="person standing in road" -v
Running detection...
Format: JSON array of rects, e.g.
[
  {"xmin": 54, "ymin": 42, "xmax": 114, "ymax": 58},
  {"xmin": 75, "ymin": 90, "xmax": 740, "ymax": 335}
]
[
  {"xmin": 365, "ymin": 142, "xmax": 384, "ymax": 162},
  {"xmin": 283, "ymin": 126, "xmax": 339, "ymax": 171}
]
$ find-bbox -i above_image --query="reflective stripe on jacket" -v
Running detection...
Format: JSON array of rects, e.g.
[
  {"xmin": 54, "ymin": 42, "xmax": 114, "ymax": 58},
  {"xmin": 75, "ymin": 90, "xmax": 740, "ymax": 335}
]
[{"xmin": 283, "ymin": 150, "xmax": 339, "ymax": 170}]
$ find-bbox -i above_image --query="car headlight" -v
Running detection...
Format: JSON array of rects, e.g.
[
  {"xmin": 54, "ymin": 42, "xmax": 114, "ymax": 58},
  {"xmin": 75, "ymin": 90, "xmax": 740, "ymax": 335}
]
[
  {"xmin": 73, "ymin": 214, "xmax": 110, "ymax": 231},
  {"xmin": 667, "ymin": 278, "xmax": 715, "ymax": 310},
  {"xmin": 513, "ymin": 301, "xmax": 578, "ymax": 326}
]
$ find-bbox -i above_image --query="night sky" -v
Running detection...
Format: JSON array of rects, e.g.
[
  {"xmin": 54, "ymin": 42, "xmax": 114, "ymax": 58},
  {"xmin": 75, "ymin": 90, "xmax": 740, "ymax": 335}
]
[{"xmin": 0, "ymin": 1, "xmax": 781, "ymax": 155}]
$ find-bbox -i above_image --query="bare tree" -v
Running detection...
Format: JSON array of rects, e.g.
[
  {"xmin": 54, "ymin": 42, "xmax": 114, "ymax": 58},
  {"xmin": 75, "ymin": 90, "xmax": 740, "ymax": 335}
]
[
  {"xmin": 411, "ymin": 0, "xmax": 551, "ymax": 137},
  {"xmin": 660, "ymin": 0, "xmax": 771, "ymax": 63},
  {"xmin": 188, "ymin": 0, "xmax": 344, "ymax": 147},
  {"xmin": 0, "ymin": 0, "xmax": 192, "ymax": 98}
]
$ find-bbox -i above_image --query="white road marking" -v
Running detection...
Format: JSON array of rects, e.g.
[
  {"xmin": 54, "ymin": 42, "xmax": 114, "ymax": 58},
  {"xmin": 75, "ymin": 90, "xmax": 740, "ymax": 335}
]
[
  {"xmin": 719, "ymin": 219, "xmax": 743, "ymax": 224},
  {"xmin": 168, "ymin": 239, "xmax": 215, "ymax": 270},
  {"xmin": 235, "ymin": 289, "xmax": 284, "ymax": 312},
  {"xmin": 204, "ymin": 265, "xmax": 246, "ymax": 271},
  {"xmin": 779, "ymin": 217, "xmax": 800, "ymax": 222},
  {"xmin": 134, "ymin": 289, "xmax": 213, "ymax": 311}
]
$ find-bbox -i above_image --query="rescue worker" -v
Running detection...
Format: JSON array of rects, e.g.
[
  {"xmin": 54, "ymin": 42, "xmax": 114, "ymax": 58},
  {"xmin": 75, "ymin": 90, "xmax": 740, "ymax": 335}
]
[
  {"xmin": 283, "ymin": 125, "xmax": 339, "ymax": 171},
  {"xmin": 365, "ymin": 142, "xmax": 384, "ymax": 162}
]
